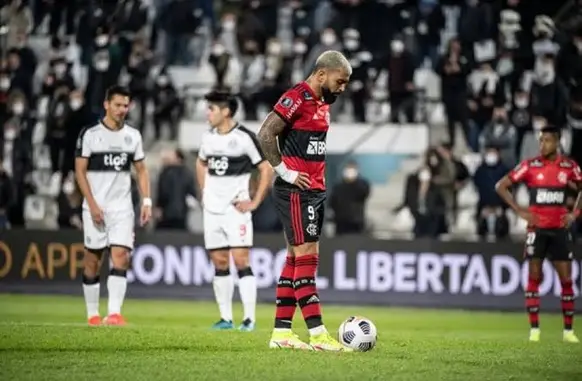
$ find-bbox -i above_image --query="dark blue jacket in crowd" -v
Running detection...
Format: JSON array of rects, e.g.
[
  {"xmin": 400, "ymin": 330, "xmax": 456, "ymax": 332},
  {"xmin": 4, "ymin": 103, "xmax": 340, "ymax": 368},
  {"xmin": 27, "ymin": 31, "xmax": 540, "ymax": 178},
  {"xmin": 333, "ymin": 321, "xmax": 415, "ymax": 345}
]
[{"xmin": 473, "ymin": 162, "xmax": 509, "ymax": 210}]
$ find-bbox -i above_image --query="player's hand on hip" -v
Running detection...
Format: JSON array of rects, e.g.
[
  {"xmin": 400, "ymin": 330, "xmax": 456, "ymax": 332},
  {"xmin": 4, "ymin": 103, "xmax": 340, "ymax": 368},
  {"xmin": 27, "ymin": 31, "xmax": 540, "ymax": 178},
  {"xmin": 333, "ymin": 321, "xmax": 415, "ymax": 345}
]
[
  {"xmin": 562, "ymin": 212, "xmax": 577, "ymax": 228},
  {"xmin": 140, "ymin": 205, "xmax": 152, "ymax": 226},
  {"xmin": 517, "ymin": 208, "xmax": 535, "ymax": 225},
  {"xmin": 293, "ymin": 172, "xmax": 311, "ymax": 190},
  {"xmin": 234, "ymin": 200, "xmax": 257, "ymax": 213},
  {"xmin": 89, "ymin": 204, "xmax": 104, "ymax": 225}
]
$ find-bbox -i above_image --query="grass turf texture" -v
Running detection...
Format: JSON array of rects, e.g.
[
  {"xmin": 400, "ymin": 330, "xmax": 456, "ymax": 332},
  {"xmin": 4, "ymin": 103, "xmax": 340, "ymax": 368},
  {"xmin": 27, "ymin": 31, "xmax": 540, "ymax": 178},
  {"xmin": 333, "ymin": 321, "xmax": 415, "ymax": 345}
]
[{"xmin": 0, "ymin": 294, "xmax": 581, "ymax": 381}]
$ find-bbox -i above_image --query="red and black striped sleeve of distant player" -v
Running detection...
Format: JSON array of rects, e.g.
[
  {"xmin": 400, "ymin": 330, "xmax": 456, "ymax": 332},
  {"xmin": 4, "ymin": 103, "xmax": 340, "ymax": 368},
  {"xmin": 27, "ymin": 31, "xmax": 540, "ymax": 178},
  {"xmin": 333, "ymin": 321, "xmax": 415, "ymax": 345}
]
[{"xmin": 273, "ymin": 86, "xmax": 326, "ymax": 190}]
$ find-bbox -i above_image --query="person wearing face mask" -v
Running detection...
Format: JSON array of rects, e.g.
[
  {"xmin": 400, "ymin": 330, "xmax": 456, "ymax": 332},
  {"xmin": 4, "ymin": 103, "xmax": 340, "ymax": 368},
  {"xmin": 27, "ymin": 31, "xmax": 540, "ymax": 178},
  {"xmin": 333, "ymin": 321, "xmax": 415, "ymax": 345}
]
[
  {"xmin": 342, "ymin": 29, "xmax": 370, "ymax": 123},
  {"xmin": 509, "ymin": 88, "xmax": 532, "ymax": 159},
  {"xmin": 63, "ymin": 91, "xmax": 97, "ymax": 175},
  {"xmin": 46, "ymin": 86, "xmax": 73, "ymax": 173},
  {"xmin": 329, "ymin": 162, "xmax": 370, "ymax": 235},
  {"xmin": 208, "ymin": 41, "xmax": 232, "ymax": 90},
  {"xmin": 153, "ymin": 70, "xmax": 182, "ymax": 141},
  {"xmin": 530, "ymin": 54, "xmax": 568, "ymax": 129},
  {"xmin": 304, "ymin": 29, "xmax": 342, "ymax": 82},
  {"xmin": 375, "ymin": 38, "xmax": 416, "ymax": 123},
  {"xmin": 473, "ymin": 146, "xmax": 510, "ymax": 240},
  {"xmin": 57, "ymin": 177, "xmax": 83, "ymax": 230},
  {"xmin": 480, "ymin": 106, "xmax": 517, "ymax": 168},
  {"xmin": 127, "ymin": 40, "xmax": 153, "ymax": 133}
]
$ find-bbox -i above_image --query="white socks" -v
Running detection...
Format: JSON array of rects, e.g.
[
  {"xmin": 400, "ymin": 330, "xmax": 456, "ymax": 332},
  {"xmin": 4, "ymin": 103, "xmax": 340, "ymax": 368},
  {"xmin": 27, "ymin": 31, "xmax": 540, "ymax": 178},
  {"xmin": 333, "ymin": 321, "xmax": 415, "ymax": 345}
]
[
  {"xmin": 238, "ymin": 267, "xmax": 257, "ymax": 322},
  {"xmin": 213, "ymin": 267, "xmax": 257, "ymax": 323},
  {"xmin": 107, "ymin": 272, "xmax": 127, "ymax": 315},
  {"xmin": 213, "ymin": 269, "xmax": 234, "ymax": 321},
  {"xmin": 82, "ymin": 276, "xmax": 100, "ymax": 318}
]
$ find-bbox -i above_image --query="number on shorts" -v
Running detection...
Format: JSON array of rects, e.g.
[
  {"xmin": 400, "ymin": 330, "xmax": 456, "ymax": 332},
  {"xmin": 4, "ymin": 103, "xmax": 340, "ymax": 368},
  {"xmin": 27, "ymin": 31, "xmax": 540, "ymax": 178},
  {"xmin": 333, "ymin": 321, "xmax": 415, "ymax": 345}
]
[
  {"xmin": 307, "ymin": 205, "xmax": 315, "ymax": 221},
  {"xmin": 526, "ymin": 232, "xmax": 536, "ymax": 246},
  {"xmin": 239, "ymin": 224, "xmax": 247, "ymax": 237}
]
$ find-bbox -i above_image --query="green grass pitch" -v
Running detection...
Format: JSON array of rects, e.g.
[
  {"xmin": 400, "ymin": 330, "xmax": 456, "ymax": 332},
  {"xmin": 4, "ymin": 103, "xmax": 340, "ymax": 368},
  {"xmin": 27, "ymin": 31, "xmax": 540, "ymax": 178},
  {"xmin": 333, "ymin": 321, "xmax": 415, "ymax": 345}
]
[{"xmin": 0, "ymin": 294, "xmax": 581, "ymax": 381}]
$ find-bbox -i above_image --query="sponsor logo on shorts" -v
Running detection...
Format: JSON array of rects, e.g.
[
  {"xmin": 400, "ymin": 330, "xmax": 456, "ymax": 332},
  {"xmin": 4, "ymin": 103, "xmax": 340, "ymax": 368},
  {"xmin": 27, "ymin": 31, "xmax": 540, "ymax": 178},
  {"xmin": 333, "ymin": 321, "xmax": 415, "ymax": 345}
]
[{"xmin": 306, "ymin": 223, "xmax": 318, "ymax": 236}]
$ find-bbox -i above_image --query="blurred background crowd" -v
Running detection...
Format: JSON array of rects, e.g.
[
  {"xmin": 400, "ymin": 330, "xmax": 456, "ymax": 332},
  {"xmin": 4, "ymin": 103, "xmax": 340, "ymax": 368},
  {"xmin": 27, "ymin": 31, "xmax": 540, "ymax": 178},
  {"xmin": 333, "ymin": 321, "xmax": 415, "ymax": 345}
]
[{"xmin": 1, "ymin": 0, "xmax": 582, "ymax": 242}]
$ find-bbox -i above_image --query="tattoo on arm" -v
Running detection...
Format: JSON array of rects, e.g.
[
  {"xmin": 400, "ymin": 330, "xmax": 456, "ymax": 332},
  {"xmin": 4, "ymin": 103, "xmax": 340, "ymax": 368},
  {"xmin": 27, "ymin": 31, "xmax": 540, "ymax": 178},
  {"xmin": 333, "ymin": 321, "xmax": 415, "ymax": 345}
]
[{"xmin": 257, "ymin": 112, "xmax": 287, "ymax": 167}]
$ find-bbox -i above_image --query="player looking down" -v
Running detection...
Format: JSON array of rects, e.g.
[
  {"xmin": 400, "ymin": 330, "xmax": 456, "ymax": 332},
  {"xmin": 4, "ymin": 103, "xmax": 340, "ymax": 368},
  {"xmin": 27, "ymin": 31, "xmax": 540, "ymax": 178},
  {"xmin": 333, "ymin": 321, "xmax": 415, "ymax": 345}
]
[
  {"xmin": 196, "ymin": 90, "xmax": 273, "ymax": 331},
  {"xmin": 257, "ymin": 50, "xmax": 353, "ymax": 351},
  {"xmin": 75, "ymin": 85, "xmax": 151, "ymax": 326},
  {"xmin": 496, "ymin": 126, "xmax": 582, "ymax": 343}
]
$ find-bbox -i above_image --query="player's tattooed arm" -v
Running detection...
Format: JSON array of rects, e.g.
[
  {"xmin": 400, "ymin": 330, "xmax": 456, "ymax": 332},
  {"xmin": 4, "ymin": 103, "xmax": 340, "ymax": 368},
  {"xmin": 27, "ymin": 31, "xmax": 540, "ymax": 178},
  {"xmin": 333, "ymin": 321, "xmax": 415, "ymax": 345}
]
[{"xmin": 257, "ymin": 112, "xmax": 286, "ymax": 167}]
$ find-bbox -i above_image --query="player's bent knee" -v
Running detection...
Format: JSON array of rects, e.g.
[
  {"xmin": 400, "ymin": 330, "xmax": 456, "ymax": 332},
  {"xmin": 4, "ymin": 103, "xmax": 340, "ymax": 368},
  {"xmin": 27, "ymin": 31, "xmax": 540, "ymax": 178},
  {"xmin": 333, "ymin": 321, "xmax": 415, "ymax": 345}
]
[
  {"xmin": 210, "ymin": 250, "xmax": 230, "ymax": 270},
  {"xmin": 293, "ymin": 242, "xmax": 319, "ymax": 257},
  {"xmin": 83, "ymin": 248, "xmax": 103, "ymax": 275},
  {"xmin": 231, "ymin": 248, "xmax": 250, "ymax": 269},
  {"xmin": 110, "ymin": 246, "xmax": 131, "ymax": 269}
]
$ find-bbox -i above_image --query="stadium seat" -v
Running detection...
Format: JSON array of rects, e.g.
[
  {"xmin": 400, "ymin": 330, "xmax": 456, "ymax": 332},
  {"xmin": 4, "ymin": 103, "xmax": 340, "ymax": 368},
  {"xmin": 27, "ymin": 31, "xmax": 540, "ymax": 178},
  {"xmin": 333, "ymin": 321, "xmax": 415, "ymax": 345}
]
[
  {"xmin": 24, "ymin": 195, "xmax": 58, "ymax": 229},
  {"xmin": 455, "ymin": 209, "xmax": 477, "ymax": 235},
  {"xmin": 457, "ymin": 184, "xmax": 479, "ymax": 209},
  {"xmin": 33, "ymin": 144, "xmax": 52, "ymax": 170},
  {"xmin": 31, "ymin": 170, "xmax": 62, "ymax": 197}
]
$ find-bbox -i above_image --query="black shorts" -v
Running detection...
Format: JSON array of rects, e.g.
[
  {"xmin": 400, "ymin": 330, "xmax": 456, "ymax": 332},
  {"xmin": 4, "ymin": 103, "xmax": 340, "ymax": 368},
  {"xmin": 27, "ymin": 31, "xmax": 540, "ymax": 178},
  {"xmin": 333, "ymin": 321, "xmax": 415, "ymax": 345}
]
[
  {"xmin": 524, "ymin": 228, "xmax": 574, "ymax": 261},
  {"xmin": 273, "ymin": 185, "xmax": 326, "ymax": 245}
]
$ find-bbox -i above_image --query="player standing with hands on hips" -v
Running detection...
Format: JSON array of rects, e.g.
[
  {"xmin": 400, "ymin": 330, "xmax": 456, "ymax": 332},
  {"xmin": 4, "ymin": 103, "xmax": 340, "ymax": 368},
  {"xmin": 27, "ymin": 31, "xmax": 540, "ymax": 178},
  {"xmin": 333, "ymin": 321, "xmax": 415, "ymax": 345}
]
[
  {"xmin": 196, "ymin": 90, "xmax": 273, "ymax": 331},
  {"xmin": 496, "ymin": 126, "xmax": 582, "ymax": 343},
  {"xmin": 75, "ymin": 86, "xmax": 151, "ymax": 326},
  {"xmin": 257, "ymin": 51, "xmax": 353, "ymax": 351}
]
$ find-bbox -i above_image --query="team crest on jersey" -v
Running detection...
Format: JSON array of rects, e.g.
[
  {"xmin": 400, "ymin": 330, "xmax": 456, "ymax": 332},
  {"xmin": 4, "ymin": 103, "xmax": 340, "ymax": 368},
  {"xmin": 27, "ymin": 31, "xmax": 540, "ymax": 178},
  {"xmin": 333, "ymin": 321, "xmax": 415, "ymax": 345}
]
[
  {"xmin": 280, "ymin": 97, "xmax": 293, "ymax": 108},
  {"xmin": 559, "ymin": 161, "xmax": 573, "ymax": 168},
  {"xmin": 558, "ymin": 171, "xmax": 568, "ymax": 184},
  {"xmin": 124, "ymin": 135, "xmax": 132, "ymax": 145}
]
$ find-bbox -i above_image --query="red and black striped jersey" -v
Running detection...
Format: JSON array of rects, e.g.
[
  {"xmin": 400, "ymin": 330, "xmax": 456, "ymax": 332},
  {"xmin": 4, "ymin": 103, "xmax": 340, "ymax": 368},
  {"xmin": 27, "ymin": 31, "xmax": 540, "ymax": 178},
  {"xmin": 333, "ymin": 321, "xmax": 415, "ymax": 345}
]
[
  {"xmin": 509, "ymin": 155, "xmax": 582, "ymax": 228},
  {"xmin": 273, "ymin": 81, "xmax": 329, "ymax": 191}
]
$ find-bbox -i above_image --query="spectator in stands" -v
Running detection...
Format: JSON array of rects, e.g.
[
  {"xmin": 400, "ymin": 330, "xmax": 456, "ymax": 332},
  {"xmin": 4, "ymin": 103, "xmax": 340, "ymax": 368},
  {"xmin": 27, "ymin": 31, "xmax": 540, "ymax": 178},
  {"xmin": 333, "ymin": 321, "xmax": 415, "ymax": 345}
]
[
  {"xmin": 127, "ymin": 37, "xmax": 154, "ymax": 132},
  {"xmin": 438, "ymin": 142, "xmax": 470, "ymax": 221},
  {"xmin": 473, "ymin": 145, "xmax": 510, "ymax": 240},
  {"xmin": 250, "ymin": 174, "xmax": 280, "ymax": 233},
  {"xmin": 153, "ymin": 68, "xmax": 182, "ymax": 140},
  {"xmin": 6, "ymin": 48, "xmax": 33, "ymax": 103},
  {"xmin": 305, "ymin": 28, "xmax": 343, "ymax": 75},
  {"xmin": 509, "ymin": 87, "xmax": 532, "ymax": 159},
  {"xmin": 343, "ymin": 28, "xmax": 371, "ymax": 123},
  {"xmin": 0, "ymin": 72, "xmax": 11, "ymax": 117},
  {"xmin": 5, "ymin": 89, "xmax": 33, "ymax": 143},
  {"xmin": 330, "ymin": 161, "xmax": 370, "ymax": 235},
  {"xmin": 240, "ymin": 39, "xmax": 266, "ymax": 121},
  {"xmin": 258, "ymin": 38, "xmax": 293, "ymax": 113},
  {"xmin": 436, "ymin": 37, "xmax": 470, "ymax": 147},
  {"xmin": 0, "ymin": 158, "xmax": 14, "ymax": 230},
  {"xmin": 1, "ymin": 91, "xmax": 33, "ymax": 227},
  {"xmin": 466, "ymin": 61, "xmax": 501, "ymax": 152},
  {"xmin": 49, "ymin": 0, "xmax": 77, "ymax": 38},
  {"xmin": 413, "ymin": 147, "xmax": 454, "ymax": 238},
  {"xmin": 154, "ymin": 149, "xmax": 196, "ymax": 230},
  {"xmin": 458, "ymin": 0, "xmax": 495, "ymax": 54},
  {"xmin": 1, "ymin": 0, "xmax": 33, "ymax": 48},
  {"xmin": 530, "ymin": 52, "xmax": 568, "ymax": 128},
  {"xmin": 479, "ymin": 106, "xmax": 517, "ymax": 168},
  {"xmin": 413, "ymin": 0, "xmax": 445, "ymax": 69},
  {"xmin": 569, "ymin": 88, "xmax": 582, "ymax": 168},
  {"xmin": 76, "ymin": 1, "xmax": 107, "ymax": 68},
  {"xmin": 208, "ymin": 40, "xmax": 232, "ymax": 90},
  {"xmin": 112, "ymin": 0, "xmax": 149, "ymax": 66},
  {"xmin": 46, "ymin": 85, "xmax": 72, "ymax": 173},
  {"xmin": 57, "ymin": 173, "xmax": 82, "ymax": 230},
  {"xmin": 86, "ymin": 26, "xmax": 123, "ymax": 114},
  {"xmin": 12, "ymin": 32, "xmax": 37, "ymax": 76},
  {"xmin": 158, "ymin": 0, "xmax": 203, "ymax": 66},
  {"xmin": 376, "ymin": 37, "xmax": 416, "ymax": 124},
  {"xmin": 557, "ymin": 26, "xmax": 582, "ymax": 93},
  {"xmin": 64, "ymin": 90, "xmax": 96, "ymax": 175}
]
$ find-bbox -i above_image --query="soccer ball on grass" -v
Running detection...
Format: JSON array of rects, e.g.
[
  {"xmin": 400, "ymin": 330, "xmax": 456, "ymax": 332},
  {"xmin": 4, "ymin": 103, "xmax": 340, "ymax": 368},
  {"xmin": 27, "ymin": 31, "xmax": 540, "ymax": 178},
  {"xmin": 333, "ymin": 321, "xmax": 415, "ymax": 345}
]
[{"xmin": 338, "ymin": 316, "xmax": 377, "ymax": 352}]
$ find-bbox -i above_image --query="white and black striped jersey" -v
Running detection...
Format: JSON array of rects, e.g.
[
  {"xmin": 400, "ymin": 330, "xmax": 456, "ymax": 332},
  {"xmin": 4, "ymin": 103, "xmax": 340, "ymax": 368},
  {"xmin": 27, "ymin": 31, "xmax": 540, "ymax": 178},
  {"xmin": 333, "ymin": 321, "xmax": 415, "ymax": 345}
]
[
  {"xmin": 75, "ymin": 121, "xmax": 145, "ymax": 212},
  {"xmin": 199, "ymin": 123, "xmax": 265, "ymax": 214}
]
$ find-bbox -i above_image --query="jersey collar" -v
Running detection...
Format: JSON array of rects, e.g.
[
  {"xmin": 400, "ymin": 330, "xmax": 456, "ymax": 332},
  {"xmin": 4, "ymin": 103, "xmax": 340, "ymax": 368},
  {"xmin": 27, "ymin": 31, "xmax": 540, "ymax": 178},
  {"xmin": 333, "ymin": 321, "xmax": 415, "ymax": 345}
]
[{"xmin": 100, "ymin": 118, "xmax": 125, "ymax": 131}]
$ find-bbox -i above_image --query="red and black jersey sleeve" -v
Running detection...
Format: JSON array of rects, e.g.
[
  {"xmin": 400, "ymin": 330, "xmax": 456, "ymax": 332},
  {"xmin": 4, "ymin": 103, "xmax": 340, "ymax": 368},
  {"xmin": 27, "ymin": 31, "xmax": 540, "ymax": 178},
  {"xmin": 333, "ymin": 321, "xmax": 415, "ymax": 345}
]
[
  {"xmin": 508, "ymin": 160, "xmax": 531, "ymax": 184},
  {"xmin": 570, "ymin": 160, "xmax": 582, "ymax": 183},
  {"xmin": 273, "ymin": 88, "xmax": 304, "ymax": 124}
]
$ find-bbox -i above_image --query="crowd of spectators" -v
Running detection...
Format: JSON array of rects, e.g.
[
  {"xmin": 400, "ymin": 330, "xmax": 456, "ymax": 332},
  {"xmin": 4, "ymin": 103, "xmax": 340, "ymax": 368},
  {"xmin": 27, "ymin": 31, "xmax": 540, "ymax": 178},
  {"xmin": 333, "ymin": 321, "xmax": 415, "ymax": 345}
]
[{"xmin": 2, "ymin": 0, "xmax": 582, "ymax": 241}]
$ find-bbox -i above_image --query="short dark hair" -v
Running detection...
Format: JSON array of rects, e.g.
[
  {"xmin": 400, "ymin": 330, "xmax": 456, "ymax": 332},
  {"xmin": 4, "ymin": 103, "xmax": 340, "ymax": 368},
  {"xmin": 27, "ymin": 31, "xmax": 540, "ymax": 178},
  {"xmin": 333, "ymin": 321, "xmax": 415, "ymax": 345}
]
[
  {"xmin": 204, "ymin": 90, "xmax": 238, "ymax": 117},
  {"xmin": 540, "ymin": 126, "xmax": 561, "ymax": 138},
  {"xmin": 105, "ymin": 85, "xmax": 131, "ymax": 102}
]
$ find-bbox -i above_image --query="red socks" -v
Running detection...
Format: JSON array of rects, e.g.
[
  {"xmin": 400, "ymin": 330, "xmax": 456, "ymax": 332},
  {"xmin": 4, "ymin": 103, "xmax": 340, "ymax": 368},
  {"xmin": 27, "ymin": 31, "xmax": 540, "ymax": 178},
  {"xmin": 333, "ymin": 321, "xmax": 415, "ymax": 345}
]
[{"xmin": 293, "ymin": 254, "xmax": 323, "ymax": 329}]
